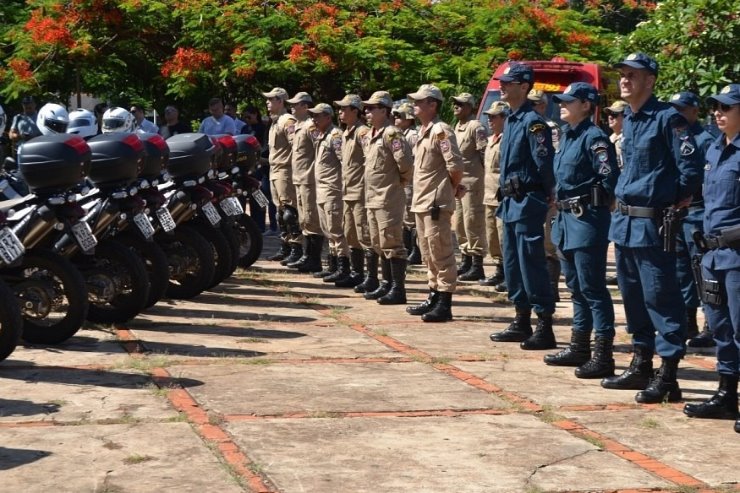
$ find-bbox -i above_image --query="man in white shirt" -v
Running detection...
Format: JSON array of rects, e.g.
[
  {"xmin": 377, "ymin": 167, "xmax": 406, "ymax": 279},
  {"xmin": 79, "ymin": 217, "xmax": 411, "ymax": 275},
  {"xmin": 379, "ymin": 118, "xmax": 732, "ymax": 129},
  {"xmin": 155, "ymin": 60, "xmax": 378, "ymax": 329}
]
[
  {"xmin": 198, "ymin": 97, "xmax": 236, "ymax": 136},
  {"xmin": 130, "ymin": 104, "xmax": 159, "ymax": 134}
]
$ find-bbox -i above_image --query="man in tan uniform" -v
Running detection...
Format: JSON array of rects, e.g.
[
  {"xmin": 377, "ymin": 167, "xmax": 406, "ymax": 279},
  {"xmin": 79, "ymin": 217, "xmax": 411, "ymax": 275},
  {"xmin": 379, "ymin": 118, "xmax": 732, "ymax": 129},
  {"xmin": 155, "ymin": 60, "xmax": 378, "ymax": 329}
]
[
  {"xmin": 393, "ymin": 102, "xmax": 422, "ymax": 265},
  {"xmin": 284, "ymin": 92, "xmax": 324, "ymax": 272},
  {"xmin": 406, "ymin": 84, "xmax": 464, "ymax": 322},
  {"xmin": 451, "ymin": 92, "xmax": 489, "ymax": 281},
  {"xmin": 308, "ymin": 103, "xmax": 350, "ymax": 282},
  {"xmin": 480, "ymin": 101, "xmax": 510, "ymax": 288},
  {"xmin": 263, "ymin": 87, "xmax": 300, "ymax": 261},
  {"xmin": 334, "ymin": 94, "xmax": 372, "ymax": 289},
  {"xmin": 361, "ymin": 91, "xmax": 414, "ymax": 305}
]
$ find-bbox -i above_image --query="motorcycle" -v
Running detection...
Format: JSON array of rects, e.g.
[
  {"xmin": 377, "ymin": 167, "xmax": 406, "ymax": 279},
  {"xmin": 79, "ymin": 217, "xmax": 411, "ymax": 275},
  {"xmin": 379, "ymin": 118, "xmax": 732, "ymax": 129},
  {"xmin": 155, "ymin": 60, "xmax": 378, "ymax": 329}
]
[{"xmin": 0, "ymin": 205, "xmax": 25, "ymax": 361}]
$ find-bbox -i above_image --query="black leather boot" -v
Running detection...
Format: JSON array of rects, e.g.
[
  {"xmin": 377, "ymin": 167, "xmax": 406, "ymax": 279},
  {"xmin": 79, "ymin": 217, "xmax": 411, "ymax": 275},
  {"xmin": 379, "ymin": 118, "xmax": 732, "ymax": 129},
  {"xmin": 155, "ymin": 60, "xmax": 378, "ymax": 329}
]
[
  {"xmin": 479, "ymin": 263, "xmax": 504, "ymax": 286},
  {"xmin": 686, "ymin": 307, "xmax": 699, "ymax": 340},
  {"xmin": 406, "ymin": 289, "xmax": 439, "ymax": 316},
  {"xmin": 490, "ymin": 308, "xmax": 532, "ymax": 342},
  {"xmin": 324, "ymin": 255, "xmax": 350, "ymax": 283},
  {"xmin": 601, "ymin": 345, "xmax": 653, "ymax": 390},
  {"xmin": 457, "ymin": 255, "xmax": 472, "ymax": 276},
  {"xmin": 313, "ymin": 254, "xmax": 337, "ymax": 278},
  {"xmin": 684, "ymin": 374, "xmax": 739, "ymax": 420},
  {"xmin": 280, "ymin": 243, "xmax": 303, "ymax": 266},
  {"xmin": 422, "ymin": 292, "xmax": 453, "ymax": 322},
  {"xmin": 268, "ymin": 240, "xmax": 290, "ymax": 261},
  {"xmin": 575, "ymin": 336, "xmax": 615, "ymax": 379},
  {"xmin": 546, "ymin": 257, "xmax": 561, "ymax": 302},
  {"xmin": 407, "ymin": 229, "xmax": 422, "ymax": 265},
  {"xmin": 635, "ymin": 357, "xmax": 682, "ymax": 403},
  {"xmin": 335, "ymin": 249, "xmax": 364, "ymax": 288},
  {"xmin": 364, "ymin": 257, "xmax": 391, "ymax": 300},
  {"xmin": 494, "ymin": 279, "xmax": 507, "ymax": 293},
  {"xmin": 297, "ymin": 235, "xmax": 324, "ymax": 273},
  {"xmin": 459, "ymin": 255, "xmax": 485, "ymax": 281},
  {"xmin": 286, "ymin": 237, "xmax": 310, "ymax": 268},
  {"xmin": 355, "ymin": 250, "xmax": 379, "ymax": 293},
  {"xmin": 378, "ymin": 258, "xmax": 407, "ymax": 305},
  {"xmin": 544, "ymin": 330, "xmax": 590, "ymax": 366},
  {"xmin": 521, "ymin": 313, "xmax": 557, "ymax": 350},
  {"xmin": 688, "ymin": 320, "xmax": 716, "ymax": 348}
]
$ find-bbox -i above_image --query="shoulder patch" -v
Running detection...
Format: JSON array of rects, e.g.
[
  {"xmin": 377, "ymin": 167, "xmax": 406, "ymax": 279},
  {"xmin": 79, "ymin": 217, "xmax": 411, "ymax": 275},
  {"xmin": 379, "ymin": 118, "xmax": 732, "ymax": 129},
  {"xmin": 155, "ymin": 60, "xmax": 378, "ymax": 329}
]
[
  {"xmin": 529, "ymin": 123, "xmax": 546, "ymax": 133},
  {"xmin": 590, "ymin": 140, "xmax": 609, "ymax": 152}
]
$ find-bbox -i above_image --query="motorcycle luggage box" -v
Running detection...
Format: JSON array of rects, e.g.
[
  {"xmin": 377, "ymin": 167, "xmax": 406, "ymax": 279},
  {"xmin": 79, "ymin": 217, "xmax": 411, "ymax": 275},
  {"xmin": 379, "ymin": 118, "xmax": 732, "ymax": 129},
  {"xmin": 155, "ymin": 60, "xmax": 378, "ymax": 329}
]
[
  {"xmin": 231, "ymin": 134, "xmax": 259, "ymax": 172},
  {"xmin": 87, "ymin": 133, "xmax": 144, "ymax": 189},
  {"xmin": 18, "ymin": 134, "xmax": 92, "ymax": 195},
  {"xmin": 165, "ymin": 133, "xmax": 214, "ymax": 182},
  {"xmin": 210, "ymin": 134, "xmax": 237, "ymax": 172},
  {"xmin": 137, "ymin": 133, "xmax": 170, "ymax": 180}
]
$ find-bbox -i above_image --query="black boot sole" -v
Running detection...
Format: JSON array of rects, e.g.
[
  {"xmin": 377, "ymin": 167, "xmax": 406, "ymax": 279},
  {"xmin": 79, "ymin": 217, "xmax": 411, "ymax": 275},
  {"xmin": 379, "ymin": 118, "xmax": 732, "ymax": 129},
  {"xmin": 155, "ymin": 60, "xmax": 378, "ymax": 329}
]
[{"xmin": 490, "ymin": 330, "xmax": 532, "ymax": 343}]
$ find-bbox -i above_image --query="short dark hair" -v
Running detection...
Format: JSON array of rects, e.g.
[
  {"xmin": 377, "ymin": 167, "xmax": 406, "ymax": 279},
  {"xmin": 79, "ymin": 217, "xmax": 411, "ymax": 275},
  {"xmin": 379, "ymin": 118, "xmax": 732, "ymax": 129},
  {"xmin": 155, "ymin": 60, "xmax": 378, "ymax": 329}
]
[
  {"xmin": 209, "ymin": 97, "xmax": 222, "ymax": 106},
  {"xmin": 244, "ymin": 105, "xmax": 261, "ymax": 119}
]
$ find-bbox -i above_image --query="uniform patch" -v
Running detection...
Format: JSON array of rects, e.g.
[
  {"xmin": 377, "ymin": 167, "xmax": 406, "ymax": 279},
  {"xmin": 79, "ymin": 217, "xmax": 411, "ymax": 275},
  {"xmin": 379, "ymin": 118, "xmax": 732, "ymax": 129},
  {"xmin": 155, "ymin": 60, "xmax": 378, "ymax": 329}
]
[
  {"xmin": 332, "ymin": 137, "xmax": 342, "ymax": 152},
  {"xmin": 680, "ymin": 140, "xmax": 695, "ymax": 156},
  {"xmin": 439, "ymin": 139, "xmax": 451, "ymax": 153},
  {"xmin": 529, "ymin": 123, "xmax": 546, "ymax": 133},
  {"xmin": 536, "ymin": 144, "xmax": 548, "ymax": 157},
  {"xmin": 286, "ymin": 123, "xmax": 296, "ymax": 135},
  {"xmin": 475, "ymin": 126, "xmax": 487, "ymax": 140},
  {"xmin": 310, "ymin": 128, "xmax": 320, "ymax": 140},
  {"xmin": 590, "ymin": 140, "xmax": 609, "ymax": 152},
  {"xmin": 535, "ymin": 131, "xmax": 546, "ymax": 144},
  {"xmin": 391, "ymin": 138, "xmax": 403, "ymax": 152}
]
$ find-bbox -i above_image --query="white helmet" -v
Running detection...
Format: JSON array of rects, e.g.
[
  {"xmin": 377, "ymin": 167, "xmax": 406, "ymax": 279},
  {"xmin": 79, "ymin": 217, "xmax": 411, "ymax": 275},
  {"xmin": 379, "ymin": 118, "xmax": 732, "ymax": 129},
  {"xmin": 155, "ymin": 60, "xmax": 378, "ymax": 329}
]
[
  {"xmin": 66, "ymin": 108, "xmax": 98, "ymax": 138},
  {"xmin": 102, "ymin": 106, "xmax": 135, "ymax": 134},
  {"xmin": 36, "ymin": 103, "xmax": 70, "ymax": 135}
]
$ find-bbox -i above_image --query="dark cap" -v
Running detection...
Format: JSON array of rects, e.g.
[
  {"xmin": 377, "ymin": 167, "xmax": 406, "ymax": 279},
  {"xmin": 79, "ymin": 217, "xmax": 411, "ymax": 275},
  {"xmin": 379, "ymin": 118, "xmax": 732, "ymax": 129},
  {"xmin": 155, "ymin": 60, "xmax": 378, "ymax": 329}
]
[
  {"xmin": 706, "ymin": 84, "xmax": 740, "ymax": 106},
  {"xmin": 552, "ymin": 82, "xmax": 599, "ymax": 103},
  {"xmin": 669, "ymin": 91, "xmax": 700, "ymax": 109},
  {"xmin": 494, "ymin": 62, "xmax": 534, "ymax": 84},
  {"xmin": 21, "ymin": 96, "xmax": 35, "ymax": 104},
  {"xmin": 614, "ymin": 52, "xmax": 658, "ymax": 76}
]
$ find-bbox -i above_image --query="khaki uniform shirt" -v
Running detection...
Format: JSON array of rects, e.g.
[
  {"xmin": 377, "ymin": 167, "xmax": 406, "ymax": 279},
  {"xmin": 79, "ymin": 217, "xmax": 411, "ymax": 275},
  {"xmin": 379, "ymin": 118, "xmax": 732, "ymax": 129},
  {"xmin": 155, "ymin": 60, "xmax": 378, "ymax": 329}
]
[
  {"xmin": 363, "ymin": 123, "xmax": 413, "ymax": 209},
  {"xmin": 268, "ymin": 111, "xmax": 297, "ymax": 178},
  {"xmin": 411, "ymin": 119, "xmax": 464, "ymax": 213},
  {"xmin": 341, "ymin": 122, "xmax": 369, "ymax": 202},
  {"xmin": 610, "ymin": 131, "xmax": 623, "ymax": 169},
  {"xmin": 314, "ymin": 124, "xmax": 343, "ymax": 202},
  {"xmin": 291, "ymin": 117, "xmax": 318, "ymax": 185},
  {"xmin": 483, "ymin": 132, "xmax": 504, "ymax": 206},
  {"xmin": 403, "ymin": 127, "xmax": 419, "ymax": 151},
  {"xmin": 454, "ymin": 119, "xmax": 487, "ymax": 186}
]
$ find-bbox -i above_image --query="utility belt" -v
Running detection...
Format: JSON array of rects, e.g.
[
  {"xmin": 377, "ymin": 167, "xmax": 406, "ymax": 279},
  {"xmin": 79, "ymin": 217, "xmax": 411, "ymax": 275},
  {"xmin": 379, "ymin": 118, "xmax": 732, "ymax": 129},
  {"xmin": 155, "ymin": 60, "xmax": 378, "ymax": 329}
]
[
  {"xmin": 689, "ymin": 225, "xmax": 740, "ymax": 307},
  {"xmin": 695, "ymin": 224, "xmax": 740, "ymax": 252},
  {"xmin": 556, "ymin": 185, "xmax": 610, "ymax": 217},
  {"xmin": 617, "ymin": 202, "xmax": 688, "ymax": 252},
  {"xmin": 496, "ymin": 176, "xmax": 544, "ymax": 202}
]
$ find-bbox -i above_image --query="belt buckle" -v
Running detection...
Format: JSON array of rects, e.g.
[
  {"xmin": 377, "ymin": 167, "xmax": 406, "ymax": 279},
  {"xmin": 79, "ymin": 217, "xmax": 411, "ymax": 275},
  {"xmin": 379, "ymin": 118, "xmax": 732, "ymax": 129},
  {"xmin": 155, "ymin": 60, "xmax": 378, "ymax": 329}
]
[{"xmin": 568, "ymin": 198, "xmax": 584, "ymax": 218}]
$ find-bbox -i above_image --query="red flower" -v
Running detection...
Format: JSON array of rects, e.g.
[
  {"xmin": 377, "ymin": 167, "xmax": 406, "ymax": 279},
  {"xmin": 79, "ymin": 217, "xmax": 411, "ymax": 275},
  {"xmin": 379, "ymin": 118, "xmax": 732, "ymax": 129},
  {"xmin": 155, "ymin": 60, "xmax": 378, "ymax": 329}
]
[
  {"xmin": 161, "ymin": 47, "xmax": 213, "ymax": 81},
  {"xmin": 8, "ymin": 59, "xmax": 34, "ymax": 82}
]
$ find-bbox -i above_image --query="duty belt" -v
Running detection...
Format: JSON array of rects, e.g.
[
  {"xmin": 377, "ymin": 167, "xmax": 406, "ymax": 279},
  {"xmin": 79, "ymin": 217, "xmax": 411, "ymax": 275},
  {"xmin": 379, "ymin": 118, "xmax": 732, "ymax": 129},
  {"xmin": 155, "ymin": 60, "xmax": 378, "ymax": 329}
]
[
  {"xmin": 703, "ymin": 234, "xmax": 731, "ymax": 250},
  {"xmin": 616, "ymin": 202, "xmax": 661, "ymax": 219},
  {"xmin": 556, "ymin": 195, "xmax": 590, "ymax": 211},
  {"xmin": 501, "ymin": 181, "xmax": 545, "ymax": 197}
]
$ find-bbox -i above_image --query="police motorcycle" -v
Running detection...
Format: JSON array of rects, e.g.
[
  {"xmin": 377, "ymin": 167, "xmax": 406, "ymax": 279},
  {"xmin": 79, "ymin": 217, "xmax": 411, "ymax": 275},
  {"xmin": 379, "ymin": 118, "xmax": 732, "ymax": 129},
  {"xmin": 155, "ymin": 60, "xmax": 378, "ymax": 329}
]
[{"xmin": 0, "ymin": 205, "xmax": 25, "ymax": 362}]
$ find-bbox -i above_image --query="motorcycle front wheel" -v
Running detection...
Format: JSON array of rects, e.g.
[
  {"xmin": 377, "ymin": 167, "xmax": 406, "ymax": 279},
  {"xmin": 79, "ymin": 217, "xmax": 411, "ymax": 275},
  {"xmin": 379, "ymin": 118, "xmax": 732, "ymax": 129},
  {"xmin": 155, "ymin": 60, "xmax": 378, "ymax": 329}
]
[
  {"xmin": 117, "ymin": 233, "xmax": 170, "ymax": 309},
  {"xmin": 159, "ymin": 224, "xmax": 215, "ymax": 299},
  {"xmin": 232, "ymin": 213, "xmax": 263, "ymax": 269}
]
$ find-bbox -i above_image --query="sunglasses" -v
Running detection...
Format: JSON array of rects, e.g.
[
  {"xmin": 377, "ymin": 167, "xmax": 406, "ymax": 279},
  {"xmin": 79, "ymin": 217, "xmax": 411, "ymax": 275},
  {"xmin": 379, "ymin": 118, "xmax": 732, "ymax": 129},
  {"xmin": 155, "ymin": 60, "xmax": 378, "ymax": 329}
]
[{"xmin": 714, "ymin": 103, "xmax": 737, "ymax": 112}]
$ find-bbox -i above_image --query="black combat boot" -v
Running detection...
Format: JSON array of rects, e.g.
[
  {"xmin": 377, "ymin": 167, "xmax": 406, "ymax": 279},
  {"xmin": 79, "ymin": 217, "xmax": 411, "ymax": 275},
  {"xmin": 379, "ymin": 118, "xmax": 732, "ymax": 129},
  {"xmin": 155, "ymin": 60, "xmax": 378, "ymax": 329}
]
[
  {"xmin": 378, "ymin": 258, "xmax": 407, "ymax": 305},
  {"xmin": 364, "ymin": 257, "xmax": 391, "ymax": 300},
  {"xmin": 286, "ymin": 237, "xmax": 310, "ymax": 268},
  {"xmin": 605, "ymin": 274, "xmax": 618, "ymax": 286},
  {"xmin": 297, "ymin": 235, "xmax": 324, "ymax": 273},
  {"xmin": 422, "ymin": 292, "xmax": 453, "ymax": 322},
  {"xmin": 686, "ymin": 307, "xmax": 699, "ymax": 340},
  {"xmin": 268, "ymin": 240, "xmax": 290, "ymax": 261},
  {"xmin": 280, "ymin": 243, "xmax": 303, "ymax": 266},
  {"xmin": 354, "ymin": 250, "xmax": 379, "ymax": 294},
  {"xmin": 490, "ymin": 308, "xmax": 532, "ymax": 342},
  {"xmin": 313, "ymin": 254, "xmax": 337, "ymax": 278},
  {"xmin": 601, "ymin": 345, "xmax": 653, "ymax": 390},
  {"xmin": 635, "ymin": 357, "xmax": 682, "ymax": 403},
  {"xmin": 457, "ymin": 254, "xmax": 472, "ymax": 276},
  {"xmin": 406, "ymin": 289, "xmax": 439, "ymax": 316},
  {"xmin": 575, "ymin": 336, "xmax": 615, "ymax": 379},
  {"xmin": 688, "ymin": 320, "xmax": 716, "ymax": 348},
  {"xmin": 544, "ymin": 330, "xmax": 590, "ymax": 366},
  {"xmin": 459, "ymin": 255, "xmax": 485, "ymax": 281},
  {"xmin": 407, "ymin": 229, "xmax": 422, "ymax": 265},
  {"xmin": 546, "ymin": 258, "xmax": 561, "ymax": 303},
  {"xmin": 324, "ymin": 255, "xmax": 350, "ymax": 283},
  {"xmin": 684, "ymin": 374, "xmax": 739, "ymax": 420},
  {"xmin": 335, "ymin": 249, "xmax": 364, "ymax": 288},
  {"xmin": 520, "ymin": 313, "xmax": 557, "ymax": 350},
  {"xmin": 494, "ymin": 279, "xmax": 508, "ymax": 293},
  {"xmin": 479, "ymin": 263, "xmax": 504, "ymax": 287}
]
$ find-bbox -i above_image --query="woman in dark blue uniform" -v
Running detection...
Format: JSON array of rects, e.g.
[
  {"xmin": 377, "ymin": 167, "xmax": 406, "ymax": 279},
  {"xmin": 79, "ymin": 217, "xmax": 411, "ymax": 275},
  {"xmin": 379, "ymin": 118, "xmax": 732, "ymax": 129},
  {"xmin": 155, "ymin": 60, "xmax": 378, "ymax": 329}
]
[
  {"xmin": 544, "ymin": 82, "xmax": 620, "ymax": 378},
  {"xmin": 683, "ymin": 83, "xmax": 740, "ymax": 433}
]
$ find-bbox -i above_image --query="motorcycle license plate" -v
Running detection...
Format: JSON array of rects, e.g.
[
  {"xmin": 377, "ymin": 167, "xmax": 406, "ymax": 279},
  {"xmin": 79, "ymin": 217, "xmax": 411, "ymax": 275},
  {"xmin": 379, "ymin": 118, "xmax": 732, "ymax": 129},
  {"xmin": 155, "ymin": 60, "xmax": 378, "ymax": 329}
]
[
  {"xmin": 156, "ymin": 207, "xmax": 176, "ymax": 233},
  {"xmin": 133, "ymin": 213, "xmax": 155, "ymax": 239},
  {"xmin": 252, "ymin": 189, "xmax": 270, "ymax": 210},
  {"xmin": 201, "ymin": 202, "xmax": 222, "ymax": 226},
  {"xmin": 0, "ymin": 227, "xmax": 25, "ymax": 266},
  {"xmin": 220, "ymin": 197, "xmax": 244, "ymax": 217},
  {"xmin": 71, "ymin": 222, "xmax": 98, "ymax": 253}
]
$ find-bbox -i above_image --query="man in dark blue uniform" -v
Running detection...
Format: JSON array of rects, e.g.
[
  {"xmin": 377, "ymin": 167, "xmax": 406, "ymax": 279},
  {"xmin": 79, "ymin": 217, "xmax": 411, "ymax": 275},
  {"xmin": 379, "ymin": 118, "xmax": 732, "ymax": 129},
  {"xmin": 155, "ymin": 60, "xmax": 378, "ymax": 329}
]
[
  {"xmin": 543, "ymin": 83, "xmax": 620, "ymax": 378},
  {"xmin": 668, "ymin": 91, "xmax": 717, "ymax": 348},
  {"xmin": 489, "ymin": 62, "xmax": 557, "ymax": 350},
  {"xmin": 601, "ymin": 53, "xmax": 703, "ymax": 403},
  {"xmin": 683, "ymin": 83, "xmax": 740, "ymax": 434}
]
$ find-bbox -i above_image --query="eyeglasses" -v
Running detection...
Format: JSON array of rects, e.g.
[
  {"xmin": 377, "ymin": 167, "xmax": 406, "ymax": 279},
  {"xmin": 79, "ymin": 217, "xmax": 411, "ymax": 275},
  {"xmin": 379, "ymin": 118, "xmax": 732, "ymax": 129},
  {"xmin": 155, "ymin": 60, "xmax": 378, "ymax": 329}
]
[{"xmin": 714, "ymin": 103, "xmax": 737, "ymax": 112}]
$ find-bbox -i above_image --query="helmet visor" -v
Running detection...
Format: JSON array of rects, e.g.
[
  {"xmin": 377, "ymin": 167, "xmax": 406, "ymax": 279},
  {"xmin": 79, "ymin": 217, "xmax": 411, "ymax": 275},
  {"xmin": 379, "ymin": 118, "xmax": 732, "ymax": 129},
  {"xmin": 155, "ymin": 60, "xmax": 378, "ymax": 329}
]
[
  {"xmin": 45, "ymin": 118, "xmax": 69, "ymax": 134},
  {"xmin": 69, "ymin": 118, "xmax": 92, "ymax": 128},
  {"xmin": 103, "ymin": 118, "xmax": 127, "ymax": 131}
]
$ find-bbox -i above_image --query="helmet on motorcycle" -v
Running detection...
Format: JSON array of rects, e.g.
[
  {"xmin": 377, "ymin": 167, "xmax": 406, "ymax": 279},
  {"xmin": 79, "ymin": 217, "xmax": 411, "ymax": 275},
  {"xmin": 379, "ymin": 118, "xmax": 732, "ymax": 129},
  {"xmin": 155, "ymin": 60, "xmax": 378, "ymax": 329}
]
[
  {"xmin": 67, "ymin": 108, "xmax": 98, "ymax": 138},
  {"xmin": 36, "ymin": 103, "xmax": 70, "ymax": 135},
  {"xmin": 102, "ymin": 107, "xmax": 135, "ymax": 134}
]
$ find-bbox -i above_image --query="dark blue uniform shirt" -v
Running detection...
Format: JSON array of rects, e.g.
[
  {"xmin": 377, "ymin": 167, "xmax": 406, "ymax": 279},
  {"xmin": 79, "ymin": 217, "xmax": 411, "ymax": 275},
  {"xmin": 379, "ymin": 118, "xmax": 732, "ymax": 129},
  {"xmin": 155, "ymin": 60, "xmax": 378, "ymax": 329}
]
[
  {"xmin": 703, "ymin": 133, "xmax": 740, "ymax": 270},
  {"xmin": 551, "ymin": 119, "xmax": 619, "ymax": 250},
  {"xmin": 609, "ymin": 96, "xmax": 704, "ymax": 247},
  {"xmin": 498, "ymin": 101, "xmax": 554, "ymax": 224}
]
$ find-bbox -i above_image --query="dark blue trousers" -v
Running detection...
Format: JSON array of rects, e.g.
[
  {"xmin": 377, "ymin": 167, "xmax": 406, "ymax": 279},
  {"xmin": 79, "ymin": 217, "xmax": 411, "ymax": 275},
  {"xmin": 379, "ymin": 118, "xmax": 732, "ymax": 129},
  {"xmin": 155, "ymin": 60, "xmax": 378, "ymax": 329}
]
[
  {"xmin": 702, "ymin": 266, "xmax": 740, "ymax": 375},
  {"xmin": 675, "ymin": 216, "xmax": 702, "ymax": 310}
]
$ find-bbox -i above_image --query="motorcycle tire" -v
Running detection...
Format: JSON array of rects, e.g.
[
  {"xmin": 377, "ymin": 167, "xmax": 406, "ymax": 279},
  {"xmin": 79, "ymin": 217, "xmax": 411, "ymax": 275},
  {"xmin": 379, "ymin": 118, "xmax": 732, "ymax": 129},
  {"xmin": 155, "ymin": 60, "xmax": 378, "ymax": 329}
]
[
  {"xmin": 80, "ymin": 239, "xmax": 150, "ymax": 324},
  {"xmin": 7, "ymin": 249, "xmax": 89, "ymax": 345},
  {"xmin": 116, "ymin": 234, "xmax": 170, "ymax": 309},
  {"xmin": 233, "ymin": 213, "xmax": 263, "ymax": 269},
  {"xmin": 220, "ymin": 221, "xmax": 241, "ymax": 275},
  {"xmin": 189, "ymin": 221, "xmax": 234, "ymax": 289},
  {"xmin": 159, "ymin": 224, "xmax": 215, "ymax": 299},
  {"xmin": 0, "ymin": 278, "xmax": 24, "ymax": 361}
]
